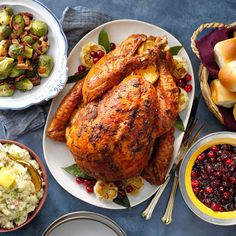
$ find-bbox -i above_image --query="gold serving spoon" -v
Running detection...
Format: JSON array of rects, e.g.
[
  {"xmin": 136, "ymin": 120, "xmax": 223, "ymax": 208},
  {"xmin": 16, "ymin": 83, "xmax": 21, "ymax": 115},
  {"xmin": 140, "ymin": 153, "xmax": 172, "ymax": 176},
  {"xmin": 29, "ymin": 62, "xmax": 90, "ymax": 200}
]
[{"xmin": 0, "ymin": 143, "xmax": 42, "ymax": 192}]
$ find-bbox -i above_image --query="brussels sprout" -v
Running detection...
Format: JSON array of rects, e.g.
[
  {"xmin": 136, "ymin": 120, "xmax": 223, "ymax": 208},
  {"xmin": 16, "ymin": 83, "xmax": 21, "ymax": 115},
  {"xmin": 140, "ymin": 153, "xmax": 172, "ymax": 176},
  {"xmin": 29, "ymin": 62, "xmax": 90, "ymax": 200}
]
[
  {"xmin": 22, "ymin": 35, "xmax": 34, "ymax": 45},
  {"xmin": 9, "ymin": 63, "xmax": 25, "ymax": 78},
  {"xmin": 0, "ymin": 40, "xmax": 9, "ymax": 57},
  {"xmin": 30, "ymin": 20, "xmax": 47, "ymax": 37},
  {"xmin": 23, "ymin": 45, "xmax": 33, "ymax": 58},
  {"xmin": 32, "ymin": 36, "xmax": 49, "ymax": 55},
  {"xmin": 11, "ymin": 14, "xmax": 25, "ymax": 36},
  {"xmin": 15, "ymin": 78, "xmax": 33, "ymax": 91},
  {"xmin": 8, "ymin": 43, "xmax": 23, "ymax": 59},
  {"xmin": 0, "ymin": 8, "xmax": 11, "ymax": 25},
  {"xmin": 0, "ymin": 25, "xmax": 12, "ymax": 40},
  {"xmin": 0, "ymin": 83, "xmax": 14, "ymax": 96},
  {"xmin": 0, "ymin": 57, "xmax": 14, "ymax": 80},
  {"xmin": 38, "ymin": 55, "xmax": 53, "ymax": 77}
]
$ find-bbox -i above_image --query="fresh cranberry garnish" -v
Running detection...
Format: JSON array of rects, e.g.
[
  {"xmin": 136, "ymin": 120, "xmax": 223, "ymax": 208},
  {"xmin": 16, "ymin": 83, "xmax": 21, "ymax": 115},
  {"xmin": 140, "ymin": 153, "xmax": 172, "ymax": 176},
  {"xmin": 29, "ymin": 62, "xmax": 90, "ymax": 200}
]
[
  {"xmin": 83, "ymin": 179, "xmax": 91, "ymax": 186},
  {"xmin": 126, "ymin": 185, "xmax": 134, "ymax": 193},
  {"xmin": 78, "ymin": 65, "xmax": 86, "ymax": 73},
  {"xmin": 114, "ymin": 181, "xmax": 123, "ymax": 188},
  {"xmin": 90, "ymin": 51, "xmax": 97, "ymax": 58},
  {"xmin": 225, "ymin": 158, "xmax": 233, "ymax": 166},
  {"xmin": 97, "ymin": 50, "xmax": 105, "ymax": 58},
  {"xmin": 223, "ymin": 191, "xmax": 230, "ymax": 199},
  {"xmin": 211, "ymin": 145, "xmax": 219, "ymax": 152},
  {"xmin": 185, "ymin": 74, "xmax": 192, "ymax": 81},
  {"xmin": 177, "ymin": 79, "xmax": 186, "ymax": 88},
  {"xmin": 76, "ymin": 177, "xmax": 84, "ymax": 184},
  {"xmin": 86, "ymin": 185, "xmax": 94, "ymax": 193},
  {"xmin": 110, "ymin": 42, "xmax": 116, "ymax": 50},
  {"xmin": 197, "ymin": 153, "xmax": 205, "ymax": 161},
  {"xmin": 191, "ymin": 170, "xmax": 198, "ymax": 178},
  {"xmin": 211, "ymin": 202, "xmax": 220, "ymax": 211},
  {"xmin": 184, "ymin": 84, "xmax": 192, "ymax": 93},
  {"xmin": 93, "ymin": 57, "xmax": 100, "ymax": 64},
  {"xmin": 193, "ymin": 187, "xmax": 200, "ymax": 194},
  {"xmin": 191, "ymin": 180, "xmax": 199, "ymax": 187}
]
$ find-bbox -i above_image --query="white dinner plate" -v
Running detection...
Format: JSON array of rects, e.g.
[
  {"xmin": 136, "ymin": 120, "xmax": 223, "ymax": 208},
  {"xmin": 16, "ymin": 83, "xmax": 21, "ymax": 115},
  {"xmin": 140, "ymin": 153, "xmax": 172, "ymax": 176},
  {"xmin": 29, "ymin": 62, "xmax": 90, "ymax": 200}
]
[
  {"xmin": 43, "ymin": 19, "xmax": 195, "ymax": 209},
  {"xmin": 42, "ymin": 211, "xmax": 126, "ymax": 236}
]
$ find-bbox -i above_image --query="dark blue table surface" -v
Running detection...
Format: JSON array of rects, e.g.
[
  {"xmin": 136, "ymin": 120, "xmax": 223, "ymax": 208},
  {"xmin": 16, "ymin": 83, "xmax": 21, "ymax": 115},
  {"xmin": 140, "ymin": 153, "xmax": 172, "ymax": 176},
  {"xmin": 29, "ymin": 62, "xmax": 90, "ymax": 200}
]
[{"xmin": 1, "ymin": 0, "xmax": 235, "ymax": 235}]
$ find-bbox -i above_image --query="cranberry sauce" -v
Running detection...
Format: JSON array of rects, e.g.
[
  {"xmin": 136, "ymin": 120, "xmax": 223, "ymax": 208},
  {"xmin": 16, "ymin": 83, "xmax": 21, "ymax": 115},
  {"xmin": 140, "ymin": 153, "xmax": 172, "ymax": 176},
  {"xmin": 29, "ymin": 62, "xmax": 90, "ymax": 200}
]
[{"xmin": 191, "ymin": 144, "xmax": 236, "ymax": 212}]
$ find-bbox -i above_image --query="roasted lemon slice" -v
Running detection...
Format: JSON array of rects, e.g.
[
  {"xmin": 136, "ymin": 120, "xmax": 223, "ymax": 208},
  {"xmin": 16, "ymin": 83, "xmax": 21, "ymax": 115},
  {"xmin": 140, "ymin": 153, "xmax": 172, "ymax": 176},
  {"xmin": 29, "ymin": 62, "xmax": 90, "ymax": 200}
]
[
  {"xmin": 80, "ymin": 42, "xmax": 106, "ymax": 68},
  {"xmin": 132, "ymin": 64, "xmax": 159, "ymax": 84},
  {"xmin": 178, "ymin": 87, "xmax": 189, "ymax": 112},
  {"xmin": 123, "ymin": 176, "xmax": 144, "ymax": 195},
  {"xmin": 173, "ymin": 55, "xmax": 188, "ymax": 79},
  {"xmin": 94, "ymin": 180, "xmax": 118, "ymax": 201}
]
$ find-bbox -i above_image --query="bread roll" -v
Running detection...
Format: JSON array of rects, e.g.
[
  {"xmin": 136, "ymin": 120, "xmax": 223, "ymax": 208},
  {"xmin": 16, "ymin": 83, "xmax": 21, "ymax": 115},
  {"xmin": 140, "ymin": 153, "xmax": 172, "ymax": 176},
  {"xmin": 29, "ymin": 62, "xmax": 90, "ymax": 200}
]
[
  {"xmin": 214, "ymin": 38, "xmax": 236, "ymax": 68},
  {"xmin": 210, "ymin": 79, "xmax": 236, "ymax": 108},
  {"xmin": 219, "ymin": 61, "xmax": 236, "ymax": 92}
]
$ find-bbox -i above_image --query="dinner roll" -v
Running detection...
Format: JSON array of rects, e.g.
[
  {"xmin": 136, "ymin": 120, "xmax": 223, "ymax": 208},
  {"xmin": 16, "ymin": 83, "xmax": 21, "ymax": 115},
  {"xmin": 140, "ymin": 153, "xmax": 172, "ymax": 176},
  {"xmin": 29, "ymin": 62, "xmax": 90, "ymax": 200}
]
[
  {"xmin": 214, "ymin": 37, "xmax": 236, "ymax": 68},
  {"xmin": 210, "ymin": 79, "xmax": 236, "ymax": 108},
  {"xmin": 219, "ymin": 61, "xmax": 236, "ymax": 92}
]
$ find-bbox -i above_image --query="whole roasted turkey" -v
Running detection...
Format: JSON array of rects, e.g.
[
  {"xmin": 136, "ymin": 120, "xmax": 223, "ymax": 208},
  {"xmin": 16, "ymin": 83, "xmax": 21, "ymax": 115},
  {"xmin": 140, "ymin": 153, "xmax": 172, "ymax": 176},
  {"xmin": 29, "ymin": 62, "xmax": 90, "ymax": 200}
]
[{"xmin": 47, "ymin": 34, "xmax": 179, "ymax": 185}]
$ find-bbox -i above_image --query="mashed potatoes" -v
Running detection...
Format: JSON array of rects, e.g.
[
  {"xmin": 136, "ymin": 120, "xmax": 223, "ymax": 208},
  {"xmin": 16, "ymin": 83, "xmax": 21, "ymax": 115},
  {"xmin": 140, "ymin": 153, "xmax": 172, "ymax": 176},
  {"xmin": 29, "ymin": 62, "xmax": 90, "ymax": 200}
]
[{"xmin": 0, "ymin": 144, "xmax": 44, "ymax": 229}]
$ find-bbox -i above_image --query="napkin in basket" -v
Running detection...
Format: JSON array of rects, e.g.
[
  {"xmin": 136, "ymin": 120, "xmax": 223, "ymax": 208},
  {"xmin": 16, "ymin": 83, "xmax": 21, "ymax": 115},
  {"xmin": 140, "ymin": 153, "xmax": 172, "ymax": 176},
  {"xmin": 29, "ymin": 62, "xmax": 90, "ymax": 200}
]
[{"xmin": 0, "ymin": 6, "xmax": 111, "ymax": 140}]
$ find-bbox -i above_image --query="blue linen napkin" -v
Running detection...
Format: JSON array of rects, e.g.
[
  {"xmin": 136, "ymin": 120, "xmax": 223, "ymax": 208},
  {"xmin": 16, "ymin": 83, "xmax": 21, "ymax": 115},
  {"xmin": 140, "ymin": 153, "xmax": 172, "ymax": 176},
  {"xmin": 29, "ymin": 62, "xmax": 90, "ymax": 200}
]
[{"xmin": 0, "ymin": 6, "xmax": 111, "ymax": 140}]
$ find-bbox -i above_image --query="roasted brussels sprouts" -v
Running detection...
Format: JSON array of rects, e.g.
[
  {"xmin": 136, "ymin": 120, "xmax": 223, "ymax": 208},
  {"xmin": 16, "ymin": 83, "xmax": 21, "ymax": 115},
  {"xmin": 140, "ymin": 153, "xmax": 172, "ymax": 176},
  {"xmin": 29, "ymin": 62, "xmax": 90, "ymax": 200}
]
[
  {"xmin": 15, "ymin": 78, "xmax": 33, "ymax": 91},
  {"xmin": 23, "ymin": 45, "xmax": 33, "ymax": 58},
  {"xmin": 30, "ymin": 20, "xmax": 47, "ymax": 37},
  {"xmin": 0, "ymin": 25, "xmax": 12, "ymax": 40},
  {"xmin": 0, "ymin": 40, "xmax": 9, "ymax": 57},
  {"xmin": 33, "ymin": 36, "xmax": 49, "ymax": 55},
  {"xmin": 38, "ymin": 55, "xmax": 53, "ymax": 77},
  {"xmin": 0, "ymin": 8, "xmax": 12, "ymax": 25},
  {"xmin": 0, "ymin": 57, "xmax": 14, "ymax": 80},
  {"xmin": 11, "ymin": 14, "xmax": 25, "ymax": 36},
  {"xmin": 8, "ymin": 44, "xmax": 23, "ymax": 59},
  {"xmin": 0, "ymin": 82, "xmax": 14, "ymax": 96},
  {"xmin": 9, "ymin": 63, "xmax": 25, "ymax": 78},
  {"xmin": 22, "ymin": 35, "xmax": 34, "ymax": 45}
]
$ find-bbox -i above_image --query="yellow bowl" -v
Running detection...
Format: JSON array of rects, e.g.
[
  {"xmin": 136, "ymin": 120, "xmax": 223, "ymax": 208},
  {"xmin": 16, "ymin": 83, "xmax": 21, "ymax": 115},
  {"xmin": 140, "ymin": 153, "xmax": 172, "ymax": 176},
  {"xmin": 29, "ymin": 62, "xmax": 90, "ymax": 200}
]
[{"xmin": 179, "ymin": 132, "xmax": 236, "ymax": 225}]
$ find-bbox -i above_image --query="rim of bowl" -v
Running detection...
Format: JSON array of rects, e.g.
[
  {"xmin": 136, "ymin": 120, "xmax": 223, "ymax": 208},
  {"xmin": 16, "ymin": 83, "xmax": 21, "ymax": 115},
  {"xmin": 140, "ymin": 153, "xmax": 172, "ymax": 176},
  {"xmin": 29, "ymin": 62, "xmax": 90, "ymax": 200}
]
[
  {"xmin": 0, "ymin": 139, "xmax": 48, "ymax": 232},
  {"xmin": 179, "ymin": 131, "xmax": 236, "ymax": 225},
  {"xmin": 0, "ymin": 0, "xmax": 68, "ymax": 110}
]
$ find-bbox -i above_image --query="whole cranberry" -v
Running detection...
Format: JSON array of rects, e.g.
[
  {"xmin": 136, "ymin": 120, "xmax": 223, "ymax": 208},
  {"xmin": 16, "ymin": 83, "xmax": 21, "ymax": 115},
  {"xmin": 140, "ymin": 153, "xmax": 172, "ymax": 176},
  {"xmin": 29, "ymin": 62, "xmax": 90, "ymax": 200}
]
[
  {"xmin": 76, "ymin": 177, "xmax": 84, "ymax": 184},
  {"xmin": 213, "ymin": 171, "xmax": 221, "ymax": 177},
  {"xmin": 211, "ymin": 202, "xmax": 220, "ymax": 211},
  {"xmin": 219, "ymin": 186, "xmax": 224, "ymax": 192},
  {"xmin": 207, "ymin": 151, "xmax": 215, "ymax": 158},
  {"xmin": 197, "ymin": 153, "xmax": 205, "ymax": 161},
  {"xmin": 191, "ymin": 170, "xmax": 198, "ymax": 178},
  {"xmin": 229, "ymin": 177, "xmax": 236, "ymax": 184},
  {"xmin": 225, "ymin": 158, "xmax": 233, "ymax": 166},
  {"xmin": 177, "ymin": 79, "xmax": 186, "ymax": 88},
  {"xmin": 211, "ymin": 145, "xmax": 220, "ymax": 152},
  {"xmin": 83, "ymin": 179, "xmax": 91, "ymax": 186},
  {"xmin": 185, "ymin": 74, "xmax": 192, "ymax": 81},
  {"xmin": 126, "ymin": 185, "xmax": 134, "ymax": 193},
  {"xmin": 90, "ymin": 51, "xmax": 97, "ymax": 58},
  {"xmin": 78, "ymin": 64, "xmax": 86, "ymax": 73},
  {"xmin": 223, "ymin": 191, "xmax": 230, "ymax": 199},
  {"xmin": 93, "ymin": 57, "xmax": 100, "ymax": 64},
  {"xmin": 110, "ymin": 42, "xmax": 116, "ymax": 50},
  {"xmin": 118, "ymin": 189, "xmax": 126, "ymax": 199},
  {"xmin": 191, "ymin": 179, "xmax": 199, "ymax": 187},
  {"xmin": 218, "ymin": 207, "xmax": 224, "ymax": 212},
  {"xmin": 86, "ymin": 185, "xmax": 94, "ymax": 193},
  {"xmin": 97, "ymin": 50, "xmax": 105, "ymax": 58},
  {"xmin": 114, "ymin": 181, "xmax": 123, "ymax": 188},
  {"xmin": 221, "ymin": 144, "xmax": 230, "ymax": 150},
  {"xmin": 203, "ymin": 198, "xmax": 211, "ymax": 207},
  {"xmin": 205, "ymin": 186, "xmax": 213, "ymax": 194},
  {"xmin": 90, "ymin": 180, "xmax": 97, "ymax": 186},
  {"xmin": 184, "ymin": 84, "xmax": 192, "ymax": 93},
  {"xmin": 193, "ymin": 187, "xmax": 200, "ymax": 194}
]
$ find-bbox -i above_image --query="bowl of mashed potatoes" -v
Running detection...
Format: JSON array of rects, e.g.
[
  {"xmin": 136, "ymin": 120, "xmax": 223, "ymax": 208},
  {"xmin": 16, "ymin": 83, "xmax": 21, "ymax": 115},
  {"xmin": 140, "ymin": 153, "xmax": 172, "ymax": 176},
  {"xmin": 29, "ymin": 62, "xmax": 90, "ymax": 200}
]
[{"xmin": 0, "ymin": 140, "xmax": 48, "ymax": 232}]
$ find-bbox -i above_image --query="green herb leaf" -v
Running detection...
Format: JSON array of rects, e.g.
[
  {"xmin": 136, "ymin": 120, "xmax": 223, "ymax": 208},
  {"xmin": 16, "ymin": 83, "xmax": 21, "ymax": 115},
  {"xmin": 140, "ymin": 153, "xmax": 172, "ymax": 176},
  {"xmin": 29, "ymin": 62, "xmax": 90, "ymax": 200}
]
[
  {"xmin": 98, "ymin": 29, "xmax": 111, "ymax": 53},
  {"xmin": 175, "ymin": 115, "xmax": 185, "ymax": 132},
  {"xmin": 113, "ymin": 195, "xmax": 131, "ymax": 208},
  {"xmin": 170, "ymin": 46, "xmax": 183, "ymax": 56},
  {"xmin": 63, "ymin": 164, "xmax": 94, "ymax": 179},
  {"xmin": 67, "ymin": 69, "xmax": 89, "ymax": 84}
]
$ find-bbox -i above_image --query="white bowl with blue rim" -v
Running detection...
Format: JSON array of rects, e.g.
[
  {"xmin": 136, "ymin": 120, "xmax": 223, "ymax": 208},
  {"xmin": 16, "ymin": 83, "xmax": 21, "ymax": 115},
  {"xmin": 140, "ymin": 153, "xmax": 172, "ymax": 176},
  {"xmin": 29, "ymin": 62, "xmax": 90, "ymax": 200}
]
[{"xmin": 0, "ymin": 0, "xmax": 67, "ymax": 110}]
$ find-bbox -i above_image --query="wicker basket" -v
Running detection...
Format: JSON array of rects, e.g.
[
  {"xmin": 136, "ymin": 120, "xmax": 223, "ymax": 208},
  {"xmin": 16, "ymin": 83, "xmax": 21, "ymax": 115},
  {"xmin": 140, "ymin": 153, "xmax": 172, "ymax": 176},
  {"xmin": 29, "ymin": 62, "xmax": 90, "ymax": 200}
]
[{"xmin": 191, "ymin": 22, "xmax": 236, "ymax": 124}]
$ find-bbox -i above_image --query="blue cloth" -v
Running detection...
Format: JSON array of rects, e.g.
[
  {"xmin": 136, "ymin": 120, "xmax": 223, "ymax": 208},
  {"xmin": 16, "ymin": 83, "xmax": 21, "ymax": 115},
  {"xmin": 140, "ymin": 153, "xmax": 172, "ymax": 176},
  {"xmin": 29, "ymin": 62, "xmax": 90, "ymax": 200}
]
[{"xmin": 0, "ymin": 6, "xmax": 111, "ymax": 140}]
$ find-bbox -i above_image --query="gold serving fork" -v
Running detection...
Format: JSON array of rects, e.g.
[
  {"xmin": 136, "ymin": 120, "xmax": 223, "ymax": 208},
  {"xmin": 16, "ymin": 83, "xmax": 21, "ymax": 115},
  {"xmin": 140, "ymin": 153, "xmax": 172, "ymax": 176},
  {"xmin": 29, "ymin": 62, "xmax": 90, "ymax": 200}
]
[
  {"xmin": 161, "ymin": 124, "xmax": 204, "ymax": 224},
  {"xmin": 142, "ymin": 120, "xmax": 203, "ymax": 220},
  {"xmin": 0, "ymin": 143, "xmax": 42, "ymax": 192}
]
